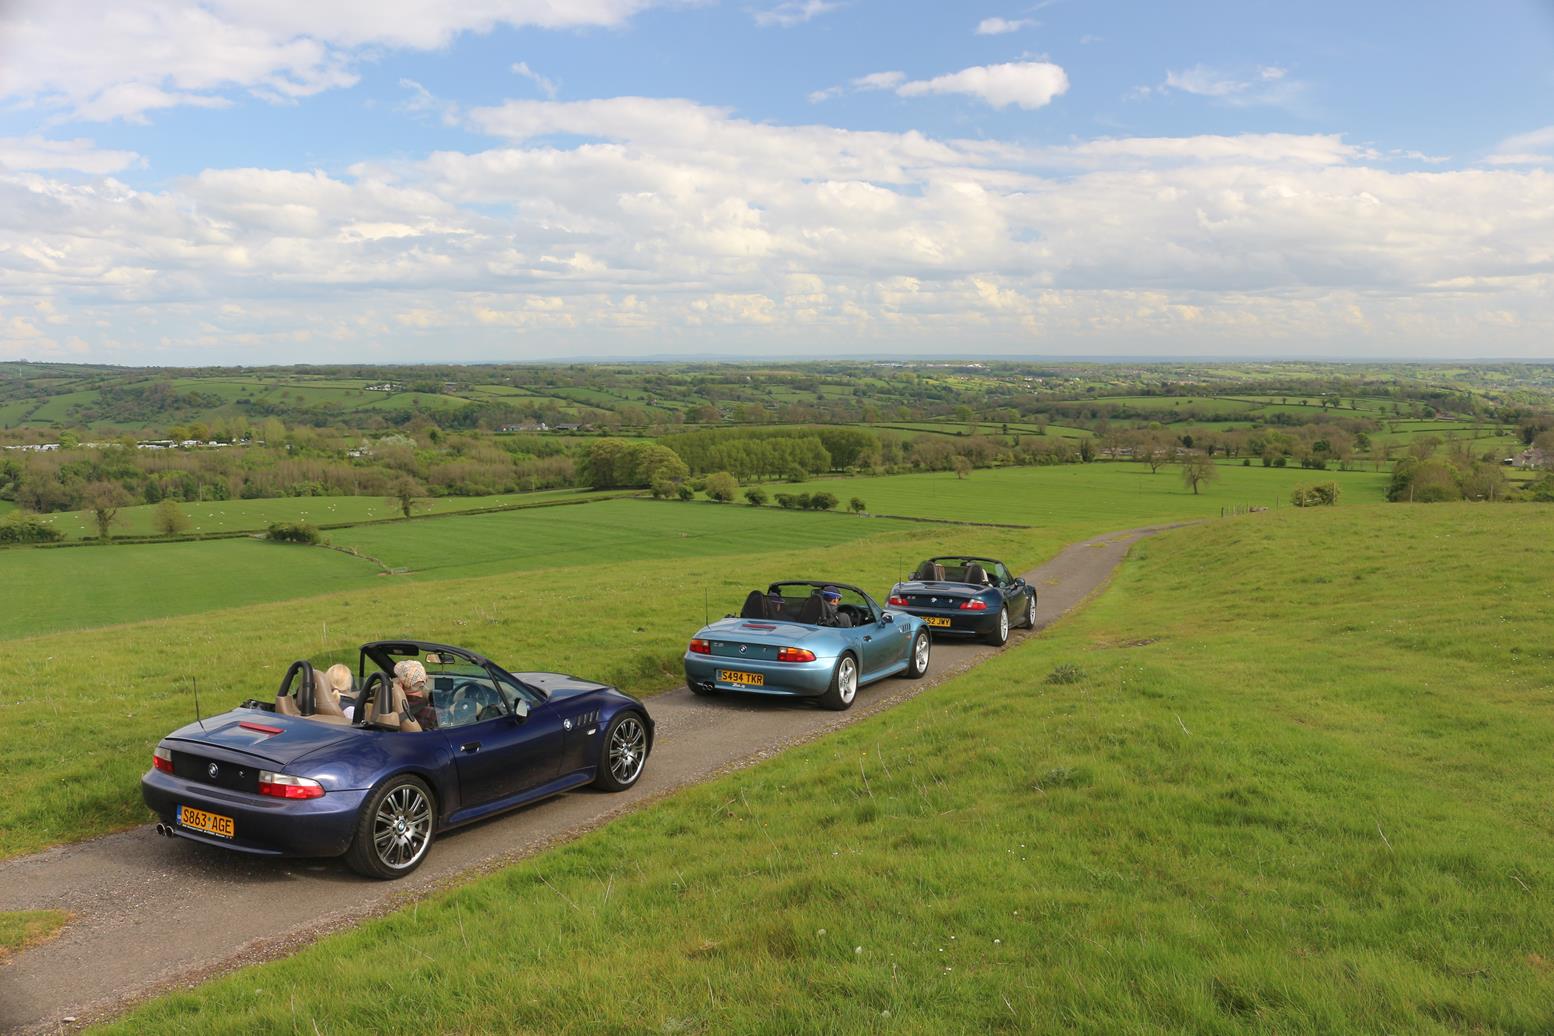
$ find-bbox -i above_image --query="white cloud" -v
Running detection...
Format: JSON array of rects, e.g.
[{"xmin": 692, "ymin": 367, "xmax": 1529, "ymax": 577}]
[
  {"xmin": 0, "ymin": 0, "xmax": 665, "ymax": 122},
  {"xmin": 975, "ymin": 17, "xmax": 1035, "ymax": 35},
  {"xmin": 897, "ymin": 61, "xmax": 1069, "ymax": 110},
  {"xmin": 1485, "ymin": 126, "xmax": 1554, "ymax": 166},
  {"xmin": 853, "ymin": 70, "xmax": 906, "ymax": 92},
  {"xmin": 1138, "ymin": 64, "xmax": 1305, "ymax": 110},
  {"xmin": 4, "ymin": 95, "xmax": 1554, "ymax": 361},
  {"xmin": 753, "ymin": 1, "xmax": 839, "ymax": 28},
  {"xmin": 0, "ymin": 136, "xmax": 142, "ymax": 174},
  {"xmin": 398, "ymin": 79, "xmax": 461, "ymax": 125},
  {"xmin": 512, "ymin": 62, "xmax": 560, "ymax": 100}
]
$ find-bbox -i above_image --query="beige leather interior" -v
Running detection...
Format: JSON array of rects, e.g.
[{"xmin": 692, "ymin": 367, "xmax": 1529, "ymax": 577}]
[
  {"xmin": 310, "ymin": 671, "xmax": 348, "ymax": 721},
  {"xmin": 275, "ymin": 693, "xmax": 301, "ymax": 717}
]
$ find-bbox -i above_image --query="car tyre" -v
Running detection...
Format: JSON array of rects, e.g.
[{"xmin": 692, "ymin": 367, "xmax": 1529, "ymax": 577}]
[
  {"xmin": 986, "ymin": 605, "xmax": 1011, "ymax": 647},
  {"xmin": 593, "ymin": 711, "xmax": 650, "ymax": 791},
  {"xmin": 345, "ymin": 774, "xmax": 435, "ymax": 880},
  {"xmin": 818, "ymin": 653, "xmax": 859, "ymax": 711},
  {"xmin": 1022, "ymin": 593, "xmax": 1037, "ymax": 630},
  {"xmin": 901, "ymin": 630, "xmax": 931, "ymax": 679}
]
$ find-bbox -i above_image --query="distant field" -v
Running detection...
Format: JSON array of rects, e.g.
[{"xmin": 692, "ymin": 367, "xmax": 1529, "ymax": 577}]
[
  {"xmin": 775, "ymin": 462, "xmax": 1390, "ymax": 530},
  {"xmin": 103, "ymin": 504, "xmax": 1554, "ymax": 1033},
  {"xmin": 0, "ymin": 521, "xmax": 1039, "ymax": 858},
  {"xmin": 36, "ymin": 488, "xmax": 604, "ymax": 540},
  {"xmin": 0, "ymin": 499, "xmax": 919, "ymax": 639},
  {"xmin": 333, "ymin": 498, "xmax": 923, "ymax": 582},
  {"xmin": 0, "ymin": 538, "xmax": 378, "ymax": 639},
  {"xmin": 1074, "ymin": 395, "xmax": 1257, "ymax": 415}
]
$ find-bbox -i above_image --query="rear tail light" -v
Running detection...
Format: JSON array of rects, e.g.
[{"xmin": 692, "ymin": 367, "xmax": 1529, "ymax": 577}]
[
  {"xmin": 688, "ymin": 638, "xmax": 711, "ymax": 655},
  {"xmin": 258, "ymin": 771, "xmax": 326, "ymax": 799},
  {"xmin": 152, "ymin": 746, "xmax": 174, "ymax": 774},
  {"xmin": 959, "ymin": 599, "xmax": 988, "ymax": 611},
  {"xmin": 888, "ymin": 595, "xmax": 909, "ymax": 607},
  {"xmin": 776, "ymin": 647, "xmax": 816, "ymax": 663}
]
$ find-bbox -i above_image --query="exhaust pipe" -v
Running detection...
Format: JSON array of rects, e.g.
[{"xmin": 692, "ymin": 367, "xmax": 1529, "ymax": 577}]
[{"xmin": 155, "ymin": 823, "xmax": 173, "ymax": 837}]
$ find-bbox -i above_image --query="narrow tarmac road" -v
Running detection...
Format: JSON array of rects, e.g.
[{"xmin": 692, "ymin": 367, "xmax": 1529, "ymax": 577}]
[{"xmin": 0, "ymin": 524, "xmax": 1180, "ymax": 1034}]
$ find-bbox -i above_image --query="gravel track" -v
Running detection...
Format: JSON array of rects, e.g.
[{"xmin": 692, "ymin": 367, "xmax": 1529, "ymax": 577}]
[{"xmin": 0, "ymin": 523, "xmax": 1180, "ymax": 1034}]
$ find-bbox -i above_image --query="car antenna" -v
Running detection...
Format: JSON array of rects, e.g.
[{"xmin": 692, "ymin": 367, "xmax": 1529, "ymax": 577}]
[
  {"xmin": 192, "ymin": 674, "xmax": 206, "ymax": 730},
  {"xmin": 704, "ymin": 588, "xmax": 709, "ymax": 627}
]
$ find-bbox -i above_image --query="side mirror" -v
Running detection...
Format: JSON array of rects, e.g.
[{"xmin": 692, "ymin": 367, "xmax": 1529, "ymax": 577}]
[
  {"xmin": 879, "ymin": 612, "xmax": 893, "ymax": 624},
  {"xmin": 512, "ymin": 699, "xmax": 530, "ymax": 722}
]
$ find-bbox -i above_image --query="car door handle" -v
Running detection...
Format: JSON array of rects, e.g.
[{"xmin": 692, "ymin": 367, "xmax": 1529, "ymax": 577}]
[
  {"xmin": 461, "ymin": 741, "xmax": 481, "ymax": 754},
  {"xmin": 863, "ymin": 635, "xmax": 873, "ymax": 642}
]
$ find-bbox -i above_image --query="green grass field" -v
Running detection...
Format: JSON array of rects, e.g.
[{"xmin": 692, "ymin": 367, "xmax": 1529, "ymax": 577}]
[
  {"xmin": 0, "ymin": 538, "xmax": 380, "ymax": 640},
  {"xmin": 778, "ymin": 462, "xmax": 1389, "ymax": 530},
  {"xmin": 37, "ymin": 488, "xmax": 603, "ymax": 540},
  {"xmin": 0, "ymin": 501, "xmax": 924, "ymax": 640},
  {"xmin": 332, "ymin": 499, "xmax": 924, "ymax": 582},
  {"xmin": 98, "ymin": 504, "xmax": 1554, "ymax": 1034},
  {"xmin": 0, "ymin": 521, "xmax": 1039, "ymax": 858}
]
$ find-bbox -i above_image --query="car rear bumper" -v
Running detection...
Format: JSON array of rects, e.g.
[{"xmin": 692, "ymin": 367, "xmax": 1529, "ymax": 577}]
[
  {"xmin": 683, "ymin": 653, "xmax": 838, "ymax": 697},
  {"xmin": 142, "ymin": 770, "xmax": 367, "ymax": 858},
  {"xmin": 898, "ymin": 607, "xmax": 1001, "ymax": 637}
]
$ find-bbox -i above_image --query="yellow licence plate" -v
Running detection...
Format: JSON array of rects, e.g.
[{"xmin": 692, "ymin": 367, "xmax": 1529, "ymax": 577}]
[
  {"xmin": 924, "ymin": 616, "xmax": 953, "ymax": 628},
  {"xmin": 718, "ymin": 669, "xmax": 765, "ymax": 686},
  {"xmin": 178, "ymin": 805, "xmax": 235, "ymax": 839}
]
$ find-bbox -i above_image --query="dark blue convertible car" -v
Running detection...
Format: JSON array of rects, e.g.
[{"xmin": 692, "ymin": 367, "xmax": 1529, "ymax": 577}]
[
  {"xmin": 887, "ymin": 556, "xmax": 1038, "ymax": 646},
  {"xmin": 141, "ymin": 641, "xmax": 653, "ymax": 878}
]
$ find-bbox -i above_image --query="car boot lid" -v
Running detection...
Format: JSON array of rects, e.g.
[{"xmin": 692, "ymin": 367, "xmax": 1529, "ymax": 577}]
[{"xmin": 164, "ymin": 709, "xmax": 358, "ymax": 767}]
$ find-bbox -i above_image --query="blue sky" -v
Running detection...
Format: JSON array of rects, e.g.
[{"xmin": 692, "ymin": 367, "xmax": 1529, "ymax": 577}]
[{"xmin": 1, "ymin": 0, "xmax": 1552, "ymax": 363}]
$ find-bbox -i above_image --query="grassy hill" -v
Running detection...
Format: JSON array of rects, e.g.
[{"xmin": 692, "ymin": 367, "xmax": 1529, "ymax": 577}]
[
  {"xmin": 777, "ymin": 462, "xmax": 1389, "ymax": 529},
  {"xmin": 98, "ymin": 503, "xmax": 1554, "ymax": 1033},
  {"xmin": 0, "ymin": 519, "xmax": 1037, "ymax": 859}
]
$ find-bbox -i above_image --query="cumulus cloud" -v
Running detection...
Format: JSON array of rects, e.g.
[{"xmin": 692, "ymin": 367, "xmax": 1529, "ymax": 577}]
[
  {"xmin": 896, "ymin": 61, "xmax": 1069, "ymax": 110},
  {"xmin": 512, "ymin": 62, "xmax": 560, "ymax": 99},
  {"xmin": 0, "ymin": 0, "xmax": 664, "ymax": 122},
  {"xmin": 4, "ymin": 94, "xmax": 1554, "ymax": 361},
  {"xmin": 854, "ymin": 71, "xmax": 907, "ymax": 91},
  {"xmin": 1486, "ymin": 126, "xmax": 1554, "ymax": 166},
  {"xmin": 1135, "ymin": 64, "xmax": 1305, "ymax": 110},
  {"xmin": 753, "ymin": 0, "xmax": 840, "ymax": 28},
  {"xmin": 975, "ymin": 17, "xmax": 1035, "ymax": 35},
  {"xmin": 0, "ymin": 136, "xmax": 142, "ymax": 174}
]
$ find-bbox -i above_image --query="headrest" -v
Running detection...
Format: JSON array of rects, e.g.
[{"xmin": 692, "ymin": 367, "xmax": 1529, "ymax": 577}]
[
  {"xmin": 311, "ymin": 670, "xmax": 346, "ymax": 717},
  {"xmin": 370, "ymin": 680, "xmax": 407, "ymax": 728},
  {"xmin": 740, "ymin": 590, "xmax": 767, "ymax": 619},
  {"xmin": 795, "ymin": 594, "xmax": 824, "ymax": 625},
  {"xmin": 966, "ymin": 564, "xmax": 988, "ymax": 585}
]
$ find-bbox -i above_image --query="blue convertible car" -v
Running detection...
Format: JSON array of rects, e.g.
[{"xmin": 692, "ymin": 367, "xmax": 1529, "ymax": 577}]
[
  {"xmin": 684, "ymin": 581, "xmax": 932, "ymax": 710},
  {"xmin": 141, "ymin": 641, "xmax": 653, "ymax": 878},
  {"xmin": 888, "ymin": 556, "xmax": 1038, "ymax": 646}
]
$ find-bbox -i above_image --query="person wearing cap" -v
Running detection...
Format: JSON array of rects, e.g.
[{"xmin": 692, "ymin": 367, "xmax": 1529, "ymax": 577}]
[
  {"xmin": 324, "ymin": 663, "xmax": 356, "ymax": 721},
  {"xmin": 392, "ymin": 659, "xmax": 439, "ymax": 731},
  {"xmin": 818, "ymin": 585, "xmax": 852, "ymax": 628}
]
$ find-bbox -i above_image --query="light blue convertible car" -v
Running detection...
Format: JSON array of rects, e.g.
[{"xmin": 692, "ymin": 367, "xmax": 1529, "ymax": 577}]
[{"xmin": 683, "ymin": 581, "xmax": 932, "ymax": 710}]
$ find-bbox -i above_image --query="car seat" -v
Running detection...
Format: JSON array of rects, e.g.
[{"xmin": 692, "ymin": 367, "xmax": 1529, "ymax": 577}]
[
  {"xmin": 740, "ymin": 590, "xmax": 768, "ymax": 619},
  {"xmin": 308, "ymin": 670, "xmax": 351, "ymax": 725},
  {"xmin": 965, "ymin": 563, "xmax": 990, "ymax": 585},
  {"xmin": 795, "ymin": 594, "xmax": 824, "ymax": 625}
]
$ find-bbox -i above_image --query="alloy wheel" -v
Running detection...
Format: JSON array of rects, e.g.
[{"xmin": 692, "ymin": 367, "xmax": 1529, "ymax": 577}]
[
  {"xmin": 373, "ymin": 784, "xmax": 432, "ymax": 870},
  {"xmin": 609, "ymin": 716, "xmax": 647, "ymax": 785}
]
